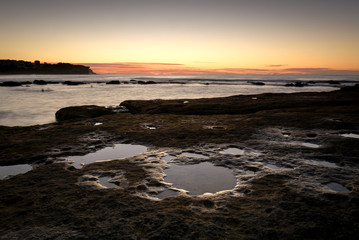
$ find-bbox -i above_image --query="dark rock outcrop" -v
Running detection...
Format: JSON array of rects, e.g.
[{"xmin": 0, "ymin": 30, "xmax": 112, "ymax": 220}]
[
  {"xmin": 0, "ymin": 81, "xmax": 23, "ymax": 87},
  {"xmin": 106, "ymin": 80, "xmax": 120, "ymax": 85},
  {"xmin": 0, "ymin": 59, "xmax": 95, "ymax": 74},
  {"xmin": 249, "ymin": 81, "xmax": 265, "ymax": 85},
  {"xmin": 120, "ymin": 85, "xmax": 359, "ymax": 115},
  {"xmin": 55, "ymin": 105, "xmax": 115, "ymax": 122},
  {"xmin": 63, "ymin": 81, "xmax": 86, "ymax": 86},
  {"xmin": 33, "ymin": 80, "xmax": 48, "ymax": 85}
]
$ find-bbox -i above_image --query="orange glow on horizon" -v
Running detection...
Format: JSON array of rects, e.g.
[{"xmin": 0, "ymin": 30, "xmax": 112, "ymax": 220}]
[{"xmin": 81, "ymin": 62, "xmax": 359, "ymax": 75}]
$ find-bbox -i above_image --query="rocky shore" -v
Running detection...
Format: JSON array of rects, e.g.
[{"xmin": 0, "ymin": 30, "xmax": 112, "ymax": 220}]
[{"xmin": 1, "ymin": 86, "xmax": 359, "ymax": 239}]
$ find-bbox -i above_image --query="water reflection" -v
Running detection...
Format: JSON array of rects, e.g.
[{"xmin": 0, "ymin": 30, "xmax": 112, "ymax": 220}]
[
  {"xmin": 98, "ymin": 177, "xmax": 117, "ymax": 188},
  {"xmin": 0, "ymin": 164, "xmax": 32, "ymax": 179},
  {"xmin": 300, "ymin": 142, "xmax": 320, "ymax": 148},
  {"xmin": 67, "ymin": 143, "xmax": 147, "ymax": 168},
  {"xmin": 220, "ymin": 148, "xmax": 244, "ymax": 155},
  {"xmin": 305, "ymin": 160, "xmax": 338, "ymax": 168},
  {"xmin": 326, "ymin": 182, "xmax": 349, "ymax": 192},
  {"xmin": 161, "ymin": 155, "xmax": 176, "ymax": 162},
  {"xmin": 265, "ymin": 164, "xmax": 282, "ymax": 170},
  {"xmin": 157, "ymin": 190, "xmax": 179, "ymax": 199},
  {"xmin": 341, "ymin": 133, "xmax": 359, "ymax": 139},
  {"xmin": 179, "ymin": 152, "xmax": 209, "ymax": 159},
  {"xmin": 164, "ymin": 162, "xmax": 236, "ymax": 195}
]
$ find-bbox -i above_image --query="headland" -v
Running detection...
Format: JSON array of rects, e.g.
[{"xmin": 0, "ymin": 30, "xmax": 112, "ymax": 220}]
[{"xmin": 0, "ymin": 59, "xmax": 95, "ymax": 74}]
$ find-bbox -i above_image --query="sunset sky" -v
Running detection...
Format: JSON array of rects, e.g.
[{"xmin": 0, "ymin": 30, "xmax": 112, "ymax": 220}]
[{"xmin": 1, "ymin": 0, "xmax": 358, "ymax": 75}]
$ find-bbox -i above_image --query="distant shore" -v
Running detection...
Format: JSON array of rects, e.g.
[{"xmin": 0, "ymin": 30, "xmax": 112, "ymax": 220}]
[{"xmin": 0, "ymin": 59, "xmax": 95, "ymax": 75}]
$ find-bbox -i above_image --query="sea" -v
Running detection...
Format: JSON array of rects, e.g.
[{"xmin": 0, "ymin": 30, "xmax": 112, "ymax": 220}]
[{"xmin": 1, "ymin": 74, "xmax": 358, "ymax": 126}]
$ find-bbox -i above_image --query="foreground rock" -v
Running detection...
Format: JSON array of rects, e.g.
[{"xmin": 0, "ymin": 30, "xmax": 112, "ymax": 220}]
[{"xmin": 1, "ymin": 85, "xmax": 359, "ymax": 239}]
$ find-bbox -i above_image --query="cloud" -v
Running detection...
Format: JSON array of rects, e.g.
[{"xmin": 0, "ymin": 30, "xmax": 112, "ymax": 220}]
[
  {"xmin": 80, "ymin": 62, "xmax": 184, "ymax": 74},
  {"xmin": 216, "ymin": 68, "xmax": 270, "ymax": 74},
  {"xmin": 85, "ymin": 62, "xmax": 183, "ymax": 67},
  {"xmin": 79, "ymin": 62, "xmax": 359, "ymax": 75},
  {"xmin": 284, "ymin": 68, "xmax": 330, "ymax": 72},
  {"xmin": 193, "ymin": 61, "xmax": 216, "ymax": 64},
  {"xmin": 282, "ymin": 68, "xmax": 359, "ymax": 75},
  {"xmin": 82, "ymin": 62, "xmax": 211, "ymax": 75}
]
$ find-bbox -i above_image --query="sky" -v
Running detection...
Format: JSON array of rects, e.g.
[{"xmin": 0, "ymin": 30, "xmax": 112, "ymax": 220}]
[{"xmin": 1, "ymin": 0, "xmax": 358, "ymax": 75}]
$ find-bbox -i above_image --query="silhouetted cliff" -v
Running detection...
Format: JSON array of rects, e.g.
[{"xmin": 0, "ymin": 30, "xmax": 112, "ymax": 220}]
[{"xmin": 0, "ymin": 60, "xmax": 95, "ymax": 74}]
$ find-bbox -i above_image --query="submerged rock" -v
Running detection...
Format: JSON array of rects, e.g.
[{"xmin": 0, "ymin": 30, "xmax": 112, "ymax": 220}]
[{"xmin": 55, "ymin": 105, "xmax": 115, "ymax": 121}]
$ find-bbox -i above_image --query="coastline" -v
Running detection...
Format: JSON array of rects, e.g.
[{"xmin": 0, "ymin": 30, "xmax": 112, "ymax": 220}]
[
  {"xmin": 0, "ymin": 77, "xmax": 345, "ymax": 127},
  {"xmin": 1, "ymin": 86, "xmax": 359, "ymax": 239}
]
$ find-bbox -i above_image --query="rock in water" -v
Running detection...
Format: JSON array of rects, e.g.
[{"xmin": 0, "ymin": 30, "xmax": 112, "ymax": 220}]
[
  {"xmin": 55, "ymin": 105, "xmax": 115, "ymax": 121},
  {"xmin": 0, "ymin": 81, "xmax": 23, "ymax": 87},
  {"xmin": 106, "ymin": 80, "xmax": 120, "ymax": 84},
  {"xmin": 63, "ymin": 81, "xmax": 86, "ymax": 85},
  {"xmin": 33, "ymin": 80, "xmax": 48, "ymax": 85}
]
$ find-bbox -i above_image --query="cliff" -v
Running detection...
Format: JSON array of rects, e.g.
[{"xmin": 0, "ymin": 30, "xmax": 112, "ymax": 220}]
[{"xmin": 0, "ymin": 60, "xmax": 95, "ymax": 74}]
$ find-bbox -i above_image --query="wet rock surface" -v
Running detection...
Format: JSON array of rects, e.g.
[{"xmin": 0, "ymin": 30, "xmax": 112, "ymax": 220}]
[
  {"xmin": 55, "ymin": 105, "xmax": 115, "ymax": 122},
  {"xmin": 121, "ymin": 85, "xmax": 359, "ymax": 115},
  {"xmin": 1, "ymin": 86, "xmax": 359, "ymax": 239}
]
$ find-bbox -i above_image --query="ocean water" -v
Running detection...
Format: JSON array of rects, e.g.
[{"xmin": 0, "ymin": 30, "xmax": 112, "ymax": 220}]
[{"xmin": 0, "ymin": 74, "xmax": 358, "ymax": 126}]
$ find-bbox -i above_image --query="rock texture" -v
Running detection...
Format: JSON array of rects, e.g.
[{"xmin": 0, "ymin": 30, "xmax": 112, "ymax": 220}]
[
  {"xmin": 1, "ymin": 85, "xmax": 359, "ymax": 239},
  {"xmin": 55, "ymin": 105, "xmax": 115, "ymax": 122}
]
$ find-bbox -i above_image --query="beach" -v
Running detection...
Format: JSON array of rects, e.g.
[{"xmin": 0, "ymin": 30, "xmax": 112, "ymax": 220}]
[{"xmin": 1, "ymin": 84, "xmax": 359, "ymax": 239}]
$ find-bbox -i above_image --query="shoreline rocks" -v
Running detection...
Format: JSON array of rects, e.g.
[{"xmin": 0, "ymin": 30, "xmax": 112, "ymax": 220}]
[
  {"xmin": 106, "ymin": 80, "xmax": 121, "ymax": 85},
  {"xmin": 55, "ymin": 105, "xmax": 115, "ymax": 121},
  {"xmin": 121, "ymin": 85, "xmax": 359, "ymax": 115},
  {"xmin": 0, "ymin": 81, "xmax": 23, "ymax": 87},
  {"xmin": 62, "ymin": 81, "xmax": 86, "ymax": 85}
]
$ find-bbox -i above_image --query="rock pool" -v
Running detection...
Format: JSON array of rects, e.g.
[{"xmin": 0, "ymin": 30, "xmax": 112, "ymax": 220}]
[
  {"xmin": 163, "ymin": 162, "xmax": 237, "ymax": 195},
  {"xmin": 0, "ymin": 164, "xmax": 32, "ymax": 180},
  {"xmin": 66, "ymin": 143, "xmax": 148, "ymax": 168}
]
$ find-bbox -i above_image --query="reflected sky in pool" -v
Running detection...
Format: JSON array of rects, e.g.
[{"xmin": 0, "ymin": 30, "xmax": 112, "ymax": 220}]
[
  {"xmin": 67, "ymin": 143, "xmax": 147, "ymax": 168},
  {"xmin": 164, "ymin": 162, "xmax": 236, "ymax": 195},
  {"xmin": 0, "ymin": 164, "xmax": 32, "ymax": 179}
]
